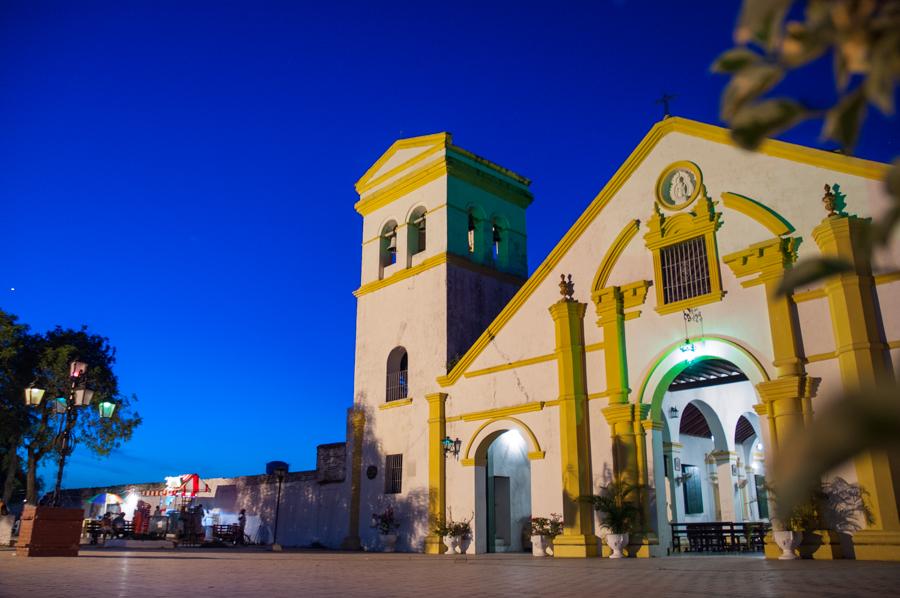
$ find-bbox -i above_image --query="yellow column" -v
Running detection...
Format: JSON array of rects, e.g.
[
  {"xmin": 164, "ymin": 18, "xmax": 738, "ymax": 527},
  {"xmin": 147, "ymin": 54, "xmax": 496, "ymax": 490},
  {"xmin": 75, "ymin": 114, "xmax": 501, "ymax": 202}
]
[
  {"xmin": 340, "ymin": 408, "xmax": 366, "ymax": 550},
  {"xmin": 424, "ymin": 392, "xmax": 448, "ymax": 554},
  {"xmin": 724, "ymin": 237, "xmax": 811, "ymax": 456},
  {"xmin": 724, "ymin": 237, "xmax": 830, "ymax": 558},
  {"xmin": 593, "ymin": 285, "xmax": 652, "ymax": 557},
  {"xmin": 813, "ymin": 215, "xmax": 900, "ymax": 560},
  {"xmin": 549, "ymin": 294, "xmax": 598, "ymax": 557}
]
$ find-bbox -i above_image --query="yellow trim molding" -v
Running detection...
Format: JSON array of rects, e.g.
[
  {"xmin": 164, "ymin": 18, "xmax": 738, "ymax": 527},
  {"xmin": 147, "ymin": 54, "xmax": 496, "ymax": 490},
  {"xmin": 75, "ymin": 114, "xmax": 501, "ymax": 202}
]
[
  {"xmin": 721, "ymin": 192, "xmax": 795, "ymax": 236},
  {"xmin": 460, "ymin": 416, "xmax": 545, "ymax": 465},
  {"xmin": 357, "ymin": 134, "xmax": 448, "ymax": 195},
  {"xmin": 591, "ymin": 219, "xmax": 641, "ymax": 291},
  {"xmin": 447, "ymin": 400, "xmax": 553, "ymax": 423},
  {"xmin": 792, "ymin": 270, "xmax": 900, "ymax": 303},
  {"xmin": 436, "ymin": 117, "xmax": 890, "ymax": 387},
  {"xmin": 378, "ymin": 398, "xmax": 413, "ymax": 410},
  {"xmin": 463, "ymin": 342, "xmax": 605, "ymax": 380},
  {"xmin": 355, "ymin": 159, "xmax": 448, "ymax": 216},
  {"xmin": 354, "ymin": 253, "xmax": 446, "ymax": 296}
]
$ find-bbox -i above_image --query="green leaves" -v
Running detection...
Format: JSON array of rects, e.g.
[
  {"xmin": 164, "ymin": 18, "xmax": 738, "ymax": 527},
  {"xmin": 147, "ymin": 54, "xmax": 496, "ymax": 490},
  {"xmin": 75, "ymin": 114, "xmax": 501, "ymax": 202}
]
[
  {"xmin": 711, "ymin": 47, "xmax": 761, "ymax": 73},
  {"xmin": 773, "ymin": 384, "xmax": 900, "ymax": 521},
  {"xmin": 721, "ymin": 63, "xmax": 785, "ymax": 121},
  {"xmin": 822, "ymin": 87, "xmax": 868, "ymax": 152},
  {"xmin": 731, "ymin": 98, "xmax": 808, "ymax": 149},
  {"xmin": 719, "ymin": 0, "xmax": 898, "ymax": 153},
  {"xmin": 735, "ymin": 0, "xmax": 792, "ymax": 50},
  {"xmin": 775, "ymin": 256, "xmax": 853, "ymax": 295}
]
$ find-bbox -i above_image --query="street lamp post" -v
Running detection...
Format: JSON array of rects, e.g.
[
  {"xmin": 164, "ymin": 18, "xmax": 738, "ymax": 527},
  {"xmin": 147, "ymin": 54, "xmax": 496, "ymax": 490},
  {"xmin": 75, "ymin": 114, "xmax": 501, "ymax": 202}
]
[
  {"xmin": 271, "ymin": 464, "xmax": 287, "ymax": 551},
  {"xmin": 24, "ymin": 360, "xmax": 116, "ymax": 506}
]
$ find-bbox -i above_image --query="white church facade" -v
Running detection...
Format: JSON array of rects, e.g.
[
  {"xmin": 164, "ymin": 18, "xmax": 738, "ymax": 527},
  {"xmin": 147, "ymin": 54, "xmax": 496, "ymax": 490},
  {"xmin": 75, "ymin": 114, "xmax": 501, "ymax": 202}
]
[{"xmin": 342, "ymin": 117, "xmax": 900, "ymax": 560}]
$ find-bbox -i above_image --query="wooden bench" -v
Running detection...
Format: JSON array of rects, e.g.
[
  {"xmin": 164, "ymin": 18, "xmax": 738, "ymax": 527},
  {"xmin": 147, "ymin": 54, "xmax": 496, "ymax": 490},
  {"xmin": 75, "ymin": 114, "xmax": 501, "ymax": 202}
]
[{"xmin": 671, "ymin": 521, "xmax": 769, "ymax": 553}]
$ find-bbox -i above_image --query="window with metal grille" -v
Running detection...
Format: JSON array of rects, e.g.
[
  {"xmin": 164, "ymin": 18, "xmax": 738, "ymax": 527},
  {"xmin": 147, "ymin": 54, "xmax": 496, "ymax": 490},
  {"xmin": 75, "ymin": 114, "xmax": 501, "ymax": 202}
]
[
  {"xmin": 385, "ymin": 347, "xmax": 408, "ymax": 402},
  {"xmin": 385, "ymin": 454, "xmax": 402, "ymax": 494},
  {"xmin": 660, "ymin": 236, "xmax": 711, "ymax": 304}
]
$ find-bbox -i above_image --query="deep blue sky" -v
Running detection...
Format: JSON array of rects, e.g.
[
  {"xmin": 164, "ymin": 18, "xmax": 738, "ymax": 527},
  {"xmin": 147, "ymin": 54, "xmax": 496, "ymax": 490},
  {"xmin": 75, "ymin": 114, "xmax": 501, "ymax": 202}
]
[{"xmin": 2, "ymin": 1, "xmax": 896, "ymax": 489}]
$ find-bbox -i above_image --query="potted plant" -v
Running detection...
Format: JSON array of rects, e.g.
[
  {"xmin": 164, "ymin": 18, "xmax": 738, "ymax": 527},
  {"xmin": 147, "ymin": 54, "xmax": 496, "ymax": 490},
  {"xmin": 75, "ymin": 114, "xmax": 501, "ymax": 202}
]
[
  {"xmin": 371, "ymin": 507, "xmax": 399, "ymax": 552},
  {"xmin": 529, "ymin": 513, "xmax": 562, "ymax": 557},
  {"xmin": 772, "ymin": 478, "xmax": 873, "ymax": 560},
  {"xmin": 591, "ymin": 480, "xmax": 640, "ymax": 559},
  {"xmin": 431, "ymin": 511, "xmax": 472, "ymax": 555}
]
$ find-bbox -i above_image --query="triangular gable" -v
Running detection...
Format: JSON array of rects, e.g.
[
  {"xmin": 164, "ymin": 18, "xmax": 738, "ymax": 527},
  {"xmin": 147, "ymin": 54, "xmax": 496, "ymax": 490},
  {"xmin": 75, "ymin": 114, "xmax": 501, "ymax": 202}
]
[
  {"xmin": 437, "ymin": 116, "xmax": 888, "ymax": 387},
  {"xmin": 355, "ymin": 132, "xmax": 451, "ymax": 195}
]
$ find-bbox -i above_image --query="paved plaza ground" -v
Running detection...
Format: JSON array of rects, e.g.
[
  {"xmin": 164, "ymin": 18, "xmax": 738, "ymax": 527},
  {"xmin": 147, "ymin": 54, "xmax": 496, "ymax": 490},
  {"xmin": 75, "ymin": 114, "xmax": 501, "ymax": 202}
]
[{"xmin": 3, "ymin": 548, "xmax": 900, "ymax": 597}]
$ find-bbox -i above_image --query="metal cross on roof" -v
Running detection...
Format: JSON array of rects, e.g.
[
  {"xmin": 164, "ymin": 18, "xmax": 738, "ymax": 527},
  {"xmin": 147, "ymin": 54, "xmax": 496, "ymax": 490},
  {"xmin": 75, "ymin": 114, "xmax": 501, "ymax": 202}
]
[{"xmin": 655, "ymin": 92, "xmax": 677, "ymax": 119}]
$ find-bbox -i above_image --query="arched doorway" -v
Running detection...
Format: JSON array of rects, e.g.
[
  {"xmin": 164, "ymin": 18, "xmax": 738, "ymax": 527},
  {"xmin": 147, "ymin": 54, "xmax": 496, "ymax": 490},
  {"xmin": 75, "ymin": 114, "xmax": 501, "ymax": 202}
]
[
  {"xmin": 472, "ymin": 429, "xmax": 532, "ymax": 553},
  {"xmin": 656, "ymin": 357, "xmax": 770, "ymax": 553}
]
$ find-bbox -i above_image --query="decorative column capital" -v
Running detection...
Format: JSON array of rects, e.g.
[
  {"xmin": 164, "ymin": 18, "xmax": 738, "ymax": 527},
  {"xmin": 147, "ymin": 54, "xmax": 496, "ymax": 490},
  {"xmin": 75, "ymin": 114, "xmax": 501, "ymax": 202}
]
[
  {"xmin": 812, "ymin": 214, "xmax": 873, "ymax": 273},
  {"xmin": 723, "ymin": 237, "xmax": 801, "ymax": 287},
  {"xmin": 602, "ymin": 403, "xmax": 649, "ymax": 425},
  {"xmin": 425, "ymin": 392, "xmax": 448, "ymax": 406},
  {"xmin": 756, "ymin": 375, "xmax": 819, "ymax": 404}
]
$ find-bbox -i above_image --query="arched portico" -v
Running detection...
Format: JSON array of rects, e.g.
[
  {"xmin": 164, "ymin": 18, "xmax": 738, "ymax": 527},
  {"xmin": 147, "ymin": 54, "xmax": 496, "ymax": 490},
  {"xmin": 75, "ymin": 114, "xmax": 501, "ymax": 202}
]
[
  {"xmin": 635, "ymin": 336, "xmax": 770, "ymax": 422},
  {"xmin": 640, "ymin": 339, "xmax": 772, "ymax": 554}
]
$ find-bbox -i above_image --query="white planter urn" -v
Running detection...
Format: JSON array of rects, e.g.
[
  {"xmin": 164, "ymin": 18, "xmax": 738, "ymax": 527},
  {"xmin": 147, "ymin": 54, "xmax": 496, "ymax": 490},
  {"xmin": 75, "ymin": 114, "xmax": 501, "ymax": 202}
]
[
  {"xmin": 606, "ymin": 533, "xmax": 629, "ymax": 559},
  {"xmin": 380, "ymin": 533, "xmax": 398, "ymax": 553},
  {"xmin": 443, "ymin": 535, "xmax": 459, "ymax": 555},
  {"xmin": 531, "ymin": 534, "xmax": 554, "ymax": 557},
  {"xmin": 773, "ymin": 530, "xmax": 803, "ymax": 560}
]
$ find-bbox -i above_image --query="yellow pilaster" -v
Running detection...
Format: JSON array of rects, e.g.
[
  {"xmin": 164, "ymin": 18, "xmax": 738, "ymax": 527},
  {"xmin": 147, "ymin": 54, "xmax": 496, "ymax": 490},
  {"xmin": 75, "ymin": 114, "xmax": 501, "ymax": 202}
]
[
  {"xmin": 592, "ymin": 283, "xmax": 655, "ymax": 557},
  {"xmin": 813, "ymin": 215, "xmax": 900, "ymax": 560},
  {"xmin": 724, "ymin": 237, "xmax": 814, "ymax": 455},
  {"xmin": 549, "ymin": 297, "xmax": 598, "ymax": 557},
  {"xmin": 340, "ymin": 408, "xmax": 366, "ymax": 550},
  {"xmin": 424, "ymin": 392, "xmax": 448, "ymax": 554},
  {"xmin": 592, "ymin": 286, "xmax": 629, "ymax": 405}
]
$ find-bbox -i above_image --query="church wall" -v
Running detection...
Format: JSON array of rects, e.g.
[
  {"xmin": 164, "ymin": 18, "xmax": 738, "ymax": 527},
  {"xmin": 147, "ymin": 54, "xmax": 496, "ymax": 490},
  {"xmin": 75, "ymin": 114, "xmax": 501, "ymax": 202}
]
[{"xmin": 353, "ymin": 262, "xmax": 448, "ymax": 551}]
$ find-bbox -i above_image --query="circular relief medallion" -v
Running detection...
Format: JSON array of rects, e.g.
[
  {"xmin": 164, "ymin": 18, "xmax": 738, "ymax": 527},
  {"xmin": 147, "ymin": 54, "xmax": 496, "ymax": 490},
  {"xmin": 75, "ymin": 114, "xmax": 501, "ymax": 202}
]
[
  {"xmin": 366, "ymin": 465, "xmax": 378, "ymax": 480},
  {"xmin": 655, "ymin": 162, "xmax": 702, "ymax": 211}
]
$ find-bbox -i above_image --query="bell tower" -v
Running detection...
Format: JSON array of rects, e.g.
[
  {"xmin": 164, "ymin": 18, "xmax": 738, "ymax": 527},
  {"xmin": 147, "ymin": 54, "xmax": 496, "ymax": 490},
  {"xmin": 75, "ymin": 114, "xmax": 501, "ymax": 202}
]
[{"xmin": 349, "ymin": 132, "xmax": 531, "ymax": 549}]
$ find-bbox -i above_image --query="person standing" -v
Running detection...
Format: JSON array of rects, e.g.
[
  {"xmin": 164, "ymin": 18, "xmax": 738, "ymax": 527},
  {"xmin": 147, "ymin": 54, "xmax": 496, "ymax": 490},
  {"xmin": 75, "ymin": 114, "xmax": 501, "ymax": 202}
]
[{"xmin": 237, "ymin": 509, "xmax": 246, "ymax": 545}]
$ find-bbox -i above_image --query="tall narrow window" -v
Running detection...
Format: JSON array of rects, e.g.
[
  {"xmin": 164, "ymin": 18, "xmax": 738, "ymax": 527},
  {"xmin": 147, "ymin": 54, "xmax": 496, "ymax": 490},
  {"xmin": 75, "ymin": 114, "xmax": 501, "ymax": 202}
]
[
  {"xmin": 491, "ymin": 223, "xmax": 502, "ymax": 262},
  {"xmin": 385, "ymin": 454, "xmax": 403, "ymax": 494},
  {"xmin": 467, "ymin": 212, "xmax": 476, "ymax": 254},
  {"xmin": 386, "ymin": 347, "xmax": 408, "ymax": 402},
  {"xmin": 660, "ymin": 236, "xmax": 711, "ymax": 304}
]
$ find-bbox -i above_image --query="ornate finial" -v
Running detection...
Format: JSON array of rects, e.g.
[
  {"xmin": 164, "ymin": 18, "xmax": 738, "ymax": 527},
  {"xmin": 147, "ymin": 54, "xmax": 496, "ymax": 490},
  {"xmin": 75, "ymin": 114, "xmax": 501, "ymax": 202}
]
[
  {"xmin": 559, "ymin": 274, "xmax": 575, "ymax": 301},
  {"xmin": 822, "ymin": 184, "xmax": 836, "ymax": 217}
]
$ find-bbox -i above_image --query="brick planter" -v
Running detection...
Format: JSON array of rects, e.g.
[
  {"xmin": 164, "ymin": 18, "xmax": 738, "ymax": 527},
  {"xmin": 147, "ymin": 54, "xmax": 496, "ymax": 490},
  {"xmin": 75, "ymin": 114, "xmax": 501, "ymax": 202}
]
[{"xmin": 16, "ymin": 505, "xmax": 84, "ymax": 557}]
